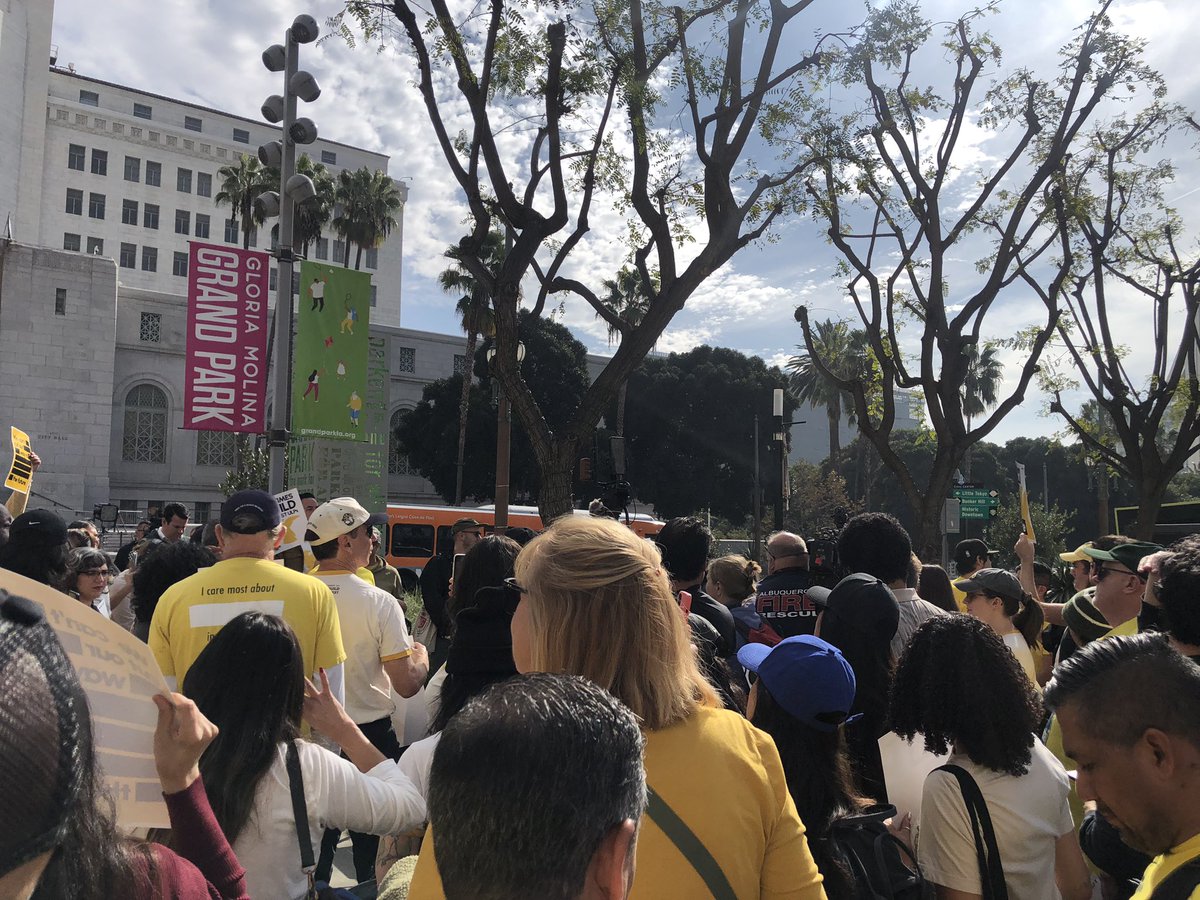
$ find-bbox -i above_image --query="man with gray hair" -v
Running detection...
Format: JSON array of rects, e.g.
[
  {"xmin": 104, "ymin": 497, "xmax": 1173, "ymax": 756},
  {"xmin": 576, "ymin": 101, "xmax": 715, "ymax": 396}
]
[
  {"xmin": 414, "ymin": 673, "xmax": 646, "ymax": 900},
  {"xmin": 148, "ymin": 489, "xmax": 346, "ymax": 699},
  {"xmin": 755, "ymin": 531, "xmax": 819, "ymax": 638}
]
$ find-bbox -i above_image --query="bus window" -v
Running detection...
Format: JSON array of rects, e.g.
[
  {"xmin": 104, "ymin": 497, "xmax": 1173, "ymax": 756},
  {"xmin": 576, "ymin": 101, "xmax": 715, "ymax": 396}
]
[
  {"xmin": 435, "ymin": 525, "xmax": 453, "ymax": 557},
  {"xmin": 391, "ymin": 524, "xmax": 435, "ymax": 558}
]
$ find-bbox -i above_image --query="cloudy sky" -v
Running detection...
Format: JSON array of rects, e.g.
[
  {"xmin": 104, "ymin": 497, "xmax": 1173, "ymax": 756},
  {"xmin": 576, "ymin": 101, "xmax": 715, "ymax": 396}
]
[{"xmin": 51, "ymin": 0, "xmax": 1200, "ymax": 445}]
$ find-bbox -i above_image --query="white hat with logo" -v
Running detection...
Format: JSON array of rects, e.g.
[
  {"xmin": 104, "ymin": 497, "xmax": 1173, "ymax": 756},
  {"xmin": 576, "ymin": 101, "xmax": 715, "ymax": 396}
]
[{"xmin": 304, "ymin": 497, "xmax": 388, "ymax": 546}]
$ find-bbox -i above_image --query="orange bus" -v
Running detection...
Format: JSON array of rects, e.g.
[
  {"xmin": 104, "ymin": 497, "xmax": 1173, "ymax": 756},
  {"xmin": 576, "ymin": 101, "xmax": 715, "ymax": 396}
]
[{"xmin": 383, "ymin": 502, "xmax": 664, "ymax": 591}]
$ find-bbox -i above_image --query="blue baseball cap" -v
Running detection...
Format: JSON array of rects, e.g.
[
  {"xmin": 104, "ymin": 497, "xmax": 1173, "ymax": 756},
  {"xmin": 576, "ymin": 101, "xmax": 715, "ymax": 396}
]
[{"xmin": 738, "ymin": 635, "xmax": 860, "ymax": 732}]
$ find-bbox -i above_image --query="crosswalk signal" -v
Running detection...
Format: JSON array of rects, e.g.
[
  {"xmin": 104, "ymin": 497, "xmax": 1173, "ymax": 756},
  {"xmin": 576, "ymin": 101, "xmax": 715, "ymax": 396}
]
[{"xmin": 579, "ymin": 458, "xmax": 593, "ymax": 482}]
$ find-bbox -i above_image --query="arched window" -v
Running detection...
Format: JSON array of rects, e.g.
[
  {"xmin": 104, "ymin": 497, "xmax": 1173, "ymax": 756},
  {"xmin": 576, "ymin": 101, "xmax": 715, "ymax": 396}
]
[
  {"xmin": 389, "ymin": 408, "xmax": 416, "ymax": 476},
  {"xmin": 122, "ymin": 384, "xmax": 168, "ymax": 463}
]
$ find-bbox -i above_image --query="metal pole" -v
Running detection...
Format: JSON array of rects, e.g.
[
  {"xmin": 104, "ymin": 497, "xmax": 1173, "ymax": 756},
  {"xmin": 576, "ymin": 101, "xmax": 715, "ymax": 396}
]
[
  {"xmin": 1043, "ymin": 460, "xmax": 1049, "ymax": 511},
  {"xmin": 772, "ymin": 389, "xmax": 785, "ymax": 531},
  {"xmin": 267, "ymin": 29, "xmax": 299, "ymax": 495},
  {"xmin": 752, "ymin": 414, "xmax": 762, "ymax": 561},
  {"xmin": 495, "ymin": 388, "xmax": 511, "ymax": 535}
]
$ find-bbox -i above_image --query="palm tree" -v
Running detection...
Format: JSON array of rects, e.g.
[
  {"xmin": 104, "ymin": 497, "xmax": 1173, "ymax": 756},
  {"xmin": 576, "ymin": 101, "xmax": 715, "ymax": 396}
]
[
  {"xmin": 787, "ymin": 319, "xmax": 858, "ymax": 461},
  {"xmin": 961, "ymin": 342, "xmax": 1003, "ymax": 482},
  {"xmin": 215, "ymin": 154, "xmax": 269, "ymax": 250},
  {"xmin": 333, "ymin": 168, "xmax": 402, "ymax": 269},
  {"xmin": 268, "ymin": 155, "xmax": 336, "ymax": 258},
  {"xmin": 441, "ymin": 231, "xmax": 506, "ymax": 505},
  {"xmin": 597, "ymin": 267, "xmax": 653, "ymax": 436}
]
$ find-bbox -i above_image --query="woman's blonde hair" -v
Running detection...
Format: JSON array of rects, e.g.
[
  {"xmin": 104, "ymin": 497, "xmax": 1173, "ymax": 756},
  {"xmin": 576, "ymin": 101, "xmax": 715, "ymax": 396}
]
[
  {"xmin": 514, "ymin": 515, "xmax": 719, "ymax": 730},
  {"xmin": 707, "ymin": 554, "xmax": 762, "ymax": 602}
]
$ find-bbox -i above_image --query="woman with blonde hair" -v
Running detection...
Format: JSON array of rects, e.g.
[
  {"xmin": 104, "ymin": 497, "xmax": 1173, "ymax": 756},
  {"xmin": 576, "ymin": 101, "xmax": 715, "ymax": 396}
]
[
  {"xmin": 707, "ymin": 553, "xmax": 762, "ymax": 608},
  {"xmin": 406, "ymin": 515, "xmax": 825, "ymax": 899}
]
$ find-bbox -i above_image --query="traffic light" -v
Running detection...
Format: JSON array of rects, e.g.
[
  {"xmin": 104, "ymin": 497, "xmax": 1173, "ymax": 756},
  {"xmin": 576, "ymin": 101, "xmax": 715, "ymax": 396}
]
[{"xmin": 579, "ymin": 457, "xmax": 593, "ymax": 482}]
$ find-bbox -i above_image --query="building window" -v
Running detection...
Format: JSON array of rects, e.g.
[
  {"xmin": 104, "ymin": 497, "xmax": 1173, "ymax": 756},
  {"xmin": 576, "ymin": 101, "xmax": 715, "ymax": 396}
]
[
  {"xmin": 269, "ymin": 268, "xmax": 278, "ymax": 292},
  {"xmin": 145, "ymin": 160, "xmax": 161, "ymax": 186},
  {"xmin": 233, "ymin": 128, "xmax": 250, "ymax": 144},
  {"xmin": 63, "ymin": 233, "xmax": 81, "ymax": 252},
  {"xmin": 315, "ymin": 237, "xmax": 328, "ymax": 260},
  {"xmin": 86, "ymin": 237, "xmax": 103, "ymax": 256},
  {"xmin": 174, "ymin": 209, "xmax": 190, "ymax": 235},
  {"xmin": 139, "ymin": 311, "xmax": 161, "ymax": 343},
  {"xmin": 88, "ymin": 192, "xmax": 105, "ymax": 219},
  {"xmin": 119, "ymin": 243, "xmax": 136, "ymax": 268},
  {"xmin": 91, "ymin": 149, "xmax": 107, "ymax": 176},
  {"xmin": 176, "ymin": 168, "xmax": 192, "ymax": 193},
  {"xmin": 141, "ymin": 246, "xmax": 157, "ymax": 272},
  {"xmin": 54, "ymin": 288, "xmax": 67, "ymax": 316},
  {"xmin": 397, "ymin": 346, "xmax": 416, "ymax": 373},
  {"xmin": 453, "ymin": 354, "xmax": 469, "ymax": 376},
  {"xmin": 143, "ymin": 203, "xmax": 159, "ymax": 230},
  {"xmin": 133, "ymin": 102, "xmax": 152, "ymax": 120},
  {"xmin": 184, "ymin": 115, "xmax": 202, "ymax": 133},
  {"xmin": 321, "ymin": 150, "xmax": 337, "ymax": 165},
  {"xmin": 121, "ymin": 198, "xmax": 138, "ymax": 225},
  {"xmin": 369, "ymin": 284, "xmax": 377, "ymax": 307},
  {"xmin": 196, "ymin": 430, "xmax": 235, "ymax": 467},
  {"xmin": 292, "ymin": 277, "xmax": 300, "ymax": 296},
  {"xmin": 365, "ymin": 247, "xmax": 378, "ymax": 269},
  {"xmin": 172, "ymin": 251, "xmax": 188, "ymax": 277},
  {"xmin": 194, "ymin": 501, "xmax": 211, "ymax": 523},
  {"xmin": 79, "ymin": 90, "xmax": 99, "ymax": 107},
  {"xmin": 223, "ymin": 218, "xmax": 239, "ymax": 244},
  {"xmin": 122, "ymin": 384, "xmax": 167, "ymax": 463},
  {"xmin": 332, "ymin": 239, "xmax": 345, "ymax": 263},
  {"xmin": 196, "ymin": 172, "xmax": 212, "ymax": 198},
  {"xmin": 124, "ymin": 156, "xmax": 140, "ymax": 182},
  {"xmin": 195, "ymin": 213, "xmax": 210, "ymax": 239},
  {"xmin": 247, "ymin": 229, "xmax": 257, "ymax": 248},
  {"xmin": 68, "ymin": 144, "xmax": 85, "ymax": 171},
  {"xmin": 389, "ymin": 409, "xmax": 417, "ymax": 475},
  {"xmin": 65, "ymin": 189, "xmax": 83, "ymax": 215}
]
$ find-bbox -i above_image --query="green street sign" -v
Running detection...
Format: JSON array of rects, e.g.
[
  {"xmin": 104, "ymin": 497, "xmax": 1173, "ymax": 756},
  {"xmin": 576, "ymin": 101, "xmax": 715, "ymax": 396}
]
[{"xmin": 954, "ymin": 486, "xmax": 999, "ymax": 520}]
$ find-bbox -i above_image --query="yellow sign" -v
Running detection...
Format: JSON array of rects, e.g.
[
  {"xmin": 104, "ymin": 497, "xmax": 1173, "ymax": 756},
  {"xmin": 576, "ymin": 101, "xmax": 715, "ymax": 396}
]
[
  {"xmin": 5, "ymin": 426, "xmax": 33, "ymax": 493},
  {"xmin": 1016, "ymin": 463, "xmax": 1037, "ymax": 544},
  {"xmin": 0, "ymin": 569, "xmax": 171, "ymax": 828}
]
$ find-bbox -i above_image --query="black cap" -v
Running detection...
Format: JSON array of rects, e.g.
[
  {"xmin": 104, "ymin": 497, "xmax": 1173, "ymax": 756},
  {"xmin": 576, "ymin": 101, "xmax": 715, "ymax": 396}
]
[
  {"xmin": 10, "ymin": 510, "xmax": 68, "ymax": 545},
  {"xmin": 818, "ymin": 573, "xmax": 900, "ymax": 643},
  {"xmin": 954, "ymin": 538, "xmax": 998, "ymax": 567},
  {"xmin": 220, "ymin": 490, "xmax": 282, "ymax": 533}
]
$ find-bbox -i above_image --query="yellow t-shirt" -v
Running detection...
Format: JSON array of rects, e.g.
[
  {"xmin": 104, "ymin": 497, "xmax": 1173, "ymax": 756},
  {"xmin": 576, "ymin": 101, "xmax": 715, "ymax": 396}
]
[
  {"xmin": 407, "ymin": 704, "xmax": 825, "ymax": 900},
  {"xmin": 1132, "ymin": 831, "xmax": 1200, "ymax": 899},
  {"xmin": 149, "ymin": 557, "xmax": 346, "ymax": 686},
  {"xmin": 951, "ymin": 579, "xmax": 969, "ymax": 613}
]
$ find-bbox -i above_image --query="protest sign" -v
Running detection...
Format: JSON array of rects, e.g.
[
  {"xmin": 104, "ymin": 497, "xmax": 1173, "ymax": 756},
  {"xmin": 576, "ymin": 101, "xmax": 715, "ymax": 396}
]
[
  {"xmin": 0, "ymin": 569, "xmax": 171, "ymax": 828},
  {"xmin": 275, "ymin": 488, "xmax": 308, "ymax": 552},
  {"xmin": 5, "ymin": 426, "xmax": 33, "ymax": 493}
]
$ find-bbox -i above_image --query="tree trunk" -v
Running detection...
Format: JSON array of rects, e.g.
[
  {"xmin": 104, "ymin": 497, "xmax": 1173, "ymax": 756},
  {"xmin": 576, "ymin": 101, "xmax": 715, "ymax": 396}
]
[
  {"xmin": 617, "ymin": 381, "xmax": 628, "ymax": 436},
  {"xmin": 355, "ymin": 245, "xmax": 364, "ymax": 270},
  {"xmin": 1097, "ymin": 464, "xmax": 1110, "ymax": 537},
  {"xmin": 343, "ymin": 240, "xmax": 352, "ymax": 267},
  {"xmin": 454, "ymin": 330, "xmax": 478, "ymax": 505},
  {"xmin": 827, "ymin": 405, "xmax": 840, "ymax": 461},
  {"xmin": 242, "ymin": 213, "xmax": 251, "ymax": 251},
  {"xmin": 537, "ymin": 442, "xmax": 577, "ymax": 524},
  {"xmin": 1132, "ymin": 475, "xmax": 1169, "ymax": 541}
]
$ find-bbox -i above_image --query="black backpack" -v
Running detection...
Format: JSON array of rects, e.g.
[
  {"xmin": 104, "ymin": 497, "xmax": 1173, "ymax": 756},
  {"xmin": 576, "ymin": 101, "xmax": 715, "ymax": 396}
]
[
  {"xmin": 1149, "ymin": 858, "xmax": 1200, "ymax": 899},
  {"xmin": 825, "ymin": 804, "xmax": 926, "ymax": 900}
]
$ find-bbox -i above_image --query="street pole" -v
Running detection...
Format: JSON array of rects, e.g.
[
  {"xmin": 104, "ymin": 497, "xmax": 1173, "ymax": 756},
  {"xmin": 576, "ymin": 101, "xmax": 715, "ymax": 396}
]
[
  {"xmin": 752, "ymin": 414, "xmax": 762, "ymax": 562},
  {"xmin": 773, "ymin": 388, "xmax": 785, "ymax": 532},
  {"xmin": 267, "ymin": 28, "xmax": 299, "ymax": 495}
]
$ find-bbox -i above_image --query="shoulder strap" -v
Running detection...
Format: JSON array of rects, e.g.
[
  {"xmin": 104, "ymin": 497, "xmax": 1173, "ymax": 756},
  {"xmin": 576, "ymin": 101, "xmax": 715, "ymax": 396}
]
[
  {"xmin": 646, "ymin": 787, "xmax": 736, "ymax": 900},
  {"xmin": 934, "ymin": 764, "xmax": 1008, "ymax": 900},
  {"xmin": 285, "ymin": 741, "xmax": 318, "ymax": 882},
  {"xmin": 1150, "ymin": 857, "xmax": 1200, "ymax": 900}
]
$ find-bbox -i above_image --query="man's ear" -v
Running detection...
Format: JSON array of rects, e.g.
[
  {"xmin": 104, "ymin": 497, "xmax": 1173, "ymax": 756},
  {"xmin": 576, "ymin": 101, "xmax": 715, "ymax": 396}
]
[
  {"xmin": 272, "ymin": 527, "xmax": 285, "ymax": 550},
  {"xmin": 584, "ymin": 820, "xmax": 638, "ymax": 899}
]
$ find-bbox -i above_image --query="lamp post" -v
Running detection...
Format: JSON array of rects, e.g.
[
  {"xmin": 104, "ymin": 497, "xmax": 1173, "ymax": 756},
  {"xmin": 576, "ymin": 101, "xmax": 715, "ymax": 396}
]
[
  {"xmin": 486, "ymin": 341, "xmax": 525, "ymax": 535},
  {"xmin": 257, "ymin": 14, "xmax": 322, "ymax": 494},
  {"xmin": 771, "ymin": 388, "xmax": 805, "ymax": 532}
]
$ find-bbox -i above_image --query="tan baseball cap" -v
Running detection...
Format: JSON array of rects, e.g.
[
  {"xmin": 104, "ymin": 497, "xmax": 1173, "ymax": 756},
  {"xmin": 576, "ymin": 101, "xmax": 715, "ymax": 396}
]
[{"xmin": 305, "ymin": 497, "xmax": 387, "ymax": 546}]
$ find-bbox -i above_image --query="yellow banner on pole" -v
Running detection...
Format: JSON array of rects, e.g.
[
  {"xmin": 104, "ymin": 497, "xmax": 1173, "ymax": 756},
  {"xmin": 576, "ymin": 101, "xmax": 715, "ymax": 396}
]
[
  {"xmin": 1016, "ymin": 462, "xmax": 1036, "ymax": 544},
  {"xmin": 5, "ymin": 426, "xmax": 33, "ymax": 493}
]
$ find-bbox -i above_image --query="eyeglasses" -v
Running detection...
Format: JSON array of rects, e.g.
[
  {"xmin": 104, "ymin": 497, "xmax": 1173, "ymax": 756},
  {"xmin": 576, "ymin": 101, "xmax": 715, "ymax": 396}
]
[
  {"xmin": 1095, "ymin": 566, "xmax": 1134, "ymax": 581},
  {"xmin": 81, "ymin": 568, "xmax": 110, "ymax": 578},
  {"xmin": 503, "ymin": 577, "xmax": 527, "ymax": 594}
]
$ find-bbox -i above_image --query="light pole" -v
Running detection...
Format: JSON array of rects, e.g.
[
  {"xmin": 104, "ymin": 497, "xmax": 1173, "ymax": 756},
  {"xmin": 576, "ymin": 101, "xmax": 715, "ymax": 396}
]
[
  {"xmin": 486, "ymin": 341, "xmax": 525, "ymax": 535},
  {"xmin": 257, "ymin": 14, "xmax": 322, "ymax": 494},
  {"xmin": 771, "ymin": 388, "xmax": 805, "ymax": 532}
]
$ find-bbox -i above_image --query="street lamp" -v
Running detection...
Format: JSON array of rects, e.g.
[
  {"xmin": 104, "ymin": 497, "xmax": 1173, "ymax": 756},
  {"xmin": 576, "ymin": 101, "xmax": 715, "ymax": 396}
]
[
  {"xmin": 257, "ymin": 14, "xmax": 322, "ymax": 495},
  {"xmin": 486, "ymin": 342, "xmax": 526, "ymax": 535},
  {"xmin": 771, "ymin": 388, "xmax": 805, "ymax": 532}
]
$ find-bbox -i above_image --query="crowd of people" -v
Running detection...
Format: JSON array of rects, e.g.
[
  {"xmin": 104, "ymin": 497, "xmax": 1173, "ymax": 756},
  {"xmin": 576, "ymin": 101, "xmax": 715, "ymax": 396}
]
[{"xmin": 1, "ymin": 477, "xmax": 1199, "ymax": 900}]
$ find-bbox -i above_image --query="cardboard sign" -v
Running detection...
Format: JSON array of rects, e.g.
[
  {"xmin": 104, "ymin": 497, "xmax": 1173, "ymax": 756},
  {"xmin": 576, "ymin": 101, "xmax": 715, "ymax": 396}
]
[
  {"xmin": 0, "ymin": 569, "xmax": 171, "ymax": 828},
  {"xmin": 275, "ymin": 488, "xmax": 308, "ymax": 553},
  {"xmin": 5, "ymin": 426, "xmax": 33, "ymax": 493},
  {"xmin": 879, "ymin": 730, "xmax": 950, "ymax": 831}
]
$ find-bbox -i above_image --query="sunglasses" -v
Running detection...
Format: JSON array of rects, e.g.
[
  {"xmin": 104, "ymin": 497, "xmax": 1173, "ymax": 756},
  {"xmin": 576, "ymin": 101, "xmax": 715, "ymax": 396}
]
[
  {"xmin": 503, "ymin": 577, "xmax": 527, "ymax": 595},
  {"xmin": 81, "ymin": 568, "xmax": 110, "ymax": 577},
  {"xmin": 1095, "ymin": 565, "xmax": 1136, "ymax": 581}
]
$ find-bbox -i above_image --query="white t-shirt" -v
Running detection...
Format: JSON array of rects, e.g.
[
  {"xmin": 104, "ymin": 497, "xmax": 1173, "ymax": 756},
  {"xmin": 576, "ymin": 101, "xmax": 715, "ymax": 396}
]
[
  {"xmin": 918, "ymin": 741, "xmax": 1074, "ymax": 899},
  {"xmin": 1003, "ymin": 631, "xmax": 1040, "ymax": 690},
  {"xmin": 399, "ymin": 732, "xmax": 440, "ymax": 802},
  {"xmin": 424, "ymin": 663, "xmax": 449, "ymax": 722},
  {"xmin": 233, "ymin": 740, "xmax": 425, "ymax": 900},
  {"xmin": 313, "ymin": 570, "xmax": 412, "ymax": 724}
]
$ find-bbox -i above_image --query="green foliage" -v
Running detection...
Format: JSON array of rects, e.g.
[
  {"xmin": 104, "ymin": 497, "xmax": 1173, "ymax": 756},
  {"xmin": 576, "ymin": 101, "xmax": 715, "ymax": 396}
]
[
  {"xmin": 985, "ymin": 500, "xmax": 1075, "ymax": 573},
  {"xmin": 215, "ymin": 154, "xmax": 269, "ymax": 250},
  {"xmin": 784, "ymin": 461, "xmax": 860, "ymax": 536},
  {"xmin": 217, "ymin": 439, "xmax": 275, "ymax": 497},
  {"xmin": 333, "ymin": 167, "xmax": 403, "ymax": 269}
]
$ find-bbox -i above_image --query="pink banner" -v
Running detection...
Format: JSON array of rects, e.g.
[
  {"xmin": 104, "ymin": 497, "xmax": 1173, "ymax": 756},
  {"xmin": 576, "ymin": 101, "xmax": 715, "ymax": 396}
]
[{"xmin": 183, "ymin": 242, "xmax": 270, "ymax": 432}]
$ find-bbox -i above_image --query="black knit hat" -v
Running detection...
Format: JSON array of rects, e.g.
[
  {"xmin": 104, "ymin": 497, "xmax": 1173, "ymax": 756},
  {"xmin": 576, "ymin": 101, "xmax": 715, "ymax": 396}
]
[
  {"xmin": 446, "ymin": 586, "xmax": 519, "ymax": 677},
  {"xmin": 0, "ymin": 590, "xmax": 91, "ymax": 877}
]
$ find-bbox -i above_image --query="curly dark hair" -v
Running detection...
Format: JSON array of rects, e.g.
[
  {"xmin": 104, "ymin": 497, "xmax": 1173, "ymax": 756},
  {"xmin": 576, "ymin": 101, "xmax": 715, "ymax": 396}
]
[
  {"xmin": 1158, "ymin": 542, "xmax": 1200, "ymax": 646},
  {"xmin": 888, "ymin": 615, "xmax": 1042, "ymax": 776},
  {"xmin": 836, "ymin": 512, "xmax": 913, "ymax": 584},
  {"xmin": 131, "ymin": 542, "xmax": 216, "ymax": 624}
]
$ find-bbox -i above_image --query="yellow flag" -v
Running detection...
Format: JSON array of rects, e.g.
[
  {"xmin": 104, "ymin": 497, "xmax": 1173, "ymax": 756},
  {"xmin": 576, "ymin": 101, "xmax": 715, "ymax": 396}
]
[
  {"xmin": 1016, "ymin": 463, "xmax": 1036, "ymax": 543},
  {"xmin": 5, "ymin": 427, "xmax": 33, "ymax": 493}
]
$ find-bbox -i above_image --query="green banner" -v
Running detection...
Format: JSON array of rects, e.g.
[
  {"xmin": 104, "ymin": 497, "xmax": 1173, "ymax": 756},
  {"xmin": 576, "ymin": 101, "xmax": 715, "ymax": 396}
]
[{"xmin": 292, "ymin": 261, "xmax": 371, "ymax": 442}]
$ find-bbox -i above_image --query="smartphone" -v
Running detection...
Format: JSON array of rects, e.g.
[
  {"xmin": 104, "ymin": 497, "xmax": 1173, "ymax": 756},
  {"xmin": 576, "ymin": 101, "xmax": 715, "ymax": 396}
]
[
  {"xmin": 452, "ymin": 553, "xmax": 466, "ymax": 585},
  {"xmin": 128, "ymin": 550, "xmax": 139, "ymax": 572},
  {"xmin": 678, "ymin": 590, "xmax": 693, "ymax": 616}
]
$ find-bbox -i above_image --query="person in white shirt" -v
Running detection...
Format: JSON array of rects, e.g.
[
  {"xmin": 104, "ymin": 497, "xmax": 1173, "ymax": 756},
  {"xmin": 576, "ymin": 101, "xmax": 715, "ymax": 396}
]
[
  {"xmin": 182, "ymin": 611, "xmax": 425, "ymax": 900},
  {"xmin": 306, "ymin": 496, "xmax": 429, "ymax": 883}
]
